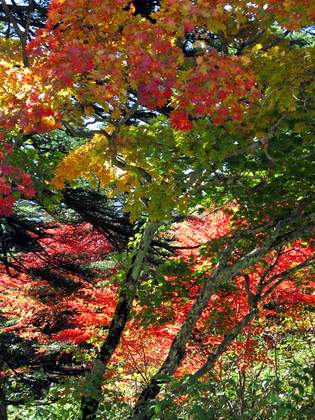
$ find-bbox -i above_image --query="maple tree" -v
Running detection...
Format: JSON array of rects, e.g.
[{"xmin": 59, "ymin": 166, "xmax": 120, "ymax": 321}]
[
  {"xmin": 0, "ymin": 1, "xmax": 314, "ymax": 419},
  {"xmin": 0, "ymin": 207, "xmax": 313, "ymax": 419}
]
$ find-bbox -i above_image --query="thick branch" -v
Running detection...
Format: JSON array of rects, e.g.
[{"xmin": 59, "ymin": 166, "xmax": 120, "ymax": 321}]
[
  {"xmin": 131, "ymin": 214, "xmax": 314, "ymax": 419},
  {"xmin": 193, "ymin": 309, "xmax": 258, "ymax": 381},
  {"xmin": 152, "ymin": 254, "xmax": 315, "ymax": 413}
]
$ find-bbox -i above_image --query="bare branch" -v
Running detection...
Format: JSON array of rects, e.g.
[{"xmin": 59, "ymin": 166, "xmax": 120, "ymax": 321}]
[{"xmin": 0, "ymin": 0, "xmax": 29, "ymax": 66}]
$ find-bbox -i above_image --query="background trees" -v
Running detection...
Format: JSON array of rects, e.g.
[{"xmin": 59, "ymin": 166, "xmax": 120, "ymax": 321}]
[{"xmin": 0, "ymin": 1, "xmax": 314, "ymax": 419}]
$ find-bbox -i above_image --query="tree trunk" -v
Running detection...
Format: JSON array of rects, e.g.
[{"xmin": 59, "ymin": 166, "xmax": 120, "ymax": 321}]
[
  {"xmin": 0, "ymin": 357, "xmax": 7, "ymax": 420},
  {"xmin": 81, "ymin": 221, "xmax": 159, "ymax": 419},
  {"xmin": 0, "ymin": 388, "xmax": 7, "ymax": 420}
]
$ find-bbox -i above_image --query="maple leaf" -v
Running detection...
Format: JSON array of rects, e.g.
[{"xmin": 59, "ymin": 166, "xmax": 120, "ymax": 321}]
[{"xmin": 170, "ymin": 111, "xmax": 193, "ymax": 131}]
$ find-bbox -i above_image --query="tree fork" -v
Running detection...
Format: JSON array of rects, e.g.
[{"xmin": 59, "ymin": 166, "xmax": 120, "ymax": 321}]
[{"xmin": 131, "ymin": 217, "xmax": 315, "ymax": 419}]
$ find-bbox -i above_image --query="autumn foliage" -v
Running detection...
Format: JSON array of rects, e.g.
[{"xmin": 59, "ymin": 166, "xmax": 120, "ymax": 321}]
[
  {"xmin": 0, "ymin": 142, "xmax": 34, "ymax": 216},
  {"xmin": 0, "ymin": 0, "xmax": 314, "ymax": 419},
  {"xmin": 0, "ymin": 223, "xmax": 114, "ymax": 340},
  {"xmin": 1, "ymin": 212, "xmax": 313, "ymax": 385}
]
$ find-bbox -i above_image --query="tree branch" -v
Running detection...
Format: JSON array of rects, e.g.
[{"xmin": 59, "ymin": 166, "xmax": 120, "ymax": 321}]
[
  {"xmin": 131, "ymin": 212, "xmax": 314, "ymax": 419},
  {"xmin": 0, "ymin": 0, "xmax": 29, "ymax": 66}
]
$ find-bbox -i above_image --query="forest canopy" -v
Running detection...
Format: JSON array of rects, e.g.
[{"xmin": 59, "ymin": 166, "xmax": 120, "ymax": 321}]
[{"xmin": 0, "ymin": 1, "xmax": 314, "ymax": 419}]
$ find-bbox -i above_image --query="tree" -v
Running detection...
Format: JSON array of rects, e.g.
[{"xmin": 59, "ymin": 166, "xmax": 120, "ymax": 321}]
[
  {"xmin": 1, "ymin": 207, "xmax": 313, "ymax": 418},
  {"xmin": 0, "ymin": 1, "xmax": 314, "ymax": 419}
]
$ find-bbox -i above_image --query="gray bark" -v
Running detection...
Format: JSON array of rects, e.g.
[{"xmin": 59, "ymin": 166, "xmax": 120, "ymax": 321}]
[
  {"xmin": 131, "ymin": 214, "xmax": 314, "ymax": 419},
  {"xmin": 81, "ymin": 221, "xmax": 159, "ymax": 420}
]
